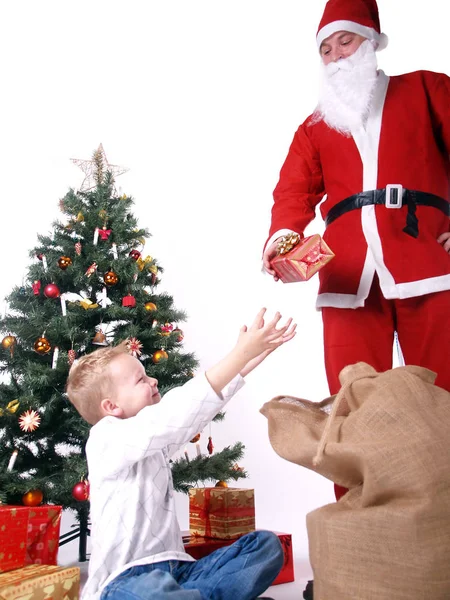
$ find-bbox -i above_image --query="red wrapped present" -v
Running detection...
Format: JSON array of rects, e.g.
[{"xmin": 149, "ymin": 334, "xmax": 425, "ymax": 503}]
[
  {"xmin": 182, "ymin": 530, "xmax": 294, "ymax": 586},
  {"xmin": 189, "ymin": 487, "xmax": 255, "ymax": 540},
  {"xmin": 272, "ymin": 532, "xmax": 294, "ymax": 585},
  {"xmin": 0, "ymin": 564, "xmax": 79, "ymax": 599},
  {"xmin": 270, "ymin": 233, "xmax": 334, "ymax": 283},
  {"xmin": 24, "ymin": 505, "xmax": 62, "ymax": 565},
  {"xmin": 0, "ymin": 506, "xmax": 29, "ymax": 574}
]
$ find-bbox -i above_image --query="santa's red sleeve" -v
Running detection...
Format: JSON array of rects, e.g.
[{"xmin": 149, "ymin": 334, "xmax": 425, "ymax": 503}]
[
  {"xmin": 268, "ymin": 118, "xmax": 326, "ymax": 243},
  {"xmin": 425, "ymin": 71, "xmax": 450, "ymax": 156}
]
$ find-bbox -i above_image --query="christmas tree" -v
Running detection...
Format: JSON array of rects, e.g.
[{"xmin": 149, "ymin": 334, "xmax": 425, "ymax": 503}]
[{"xmin": 0, "ymin": 145, "xmax": 246, "ymax": 558}]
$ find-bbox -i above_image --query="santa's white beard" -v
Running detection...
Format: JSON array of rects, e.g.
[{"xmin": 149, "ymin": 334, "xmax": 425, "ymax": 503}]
[{"xmin": 313, "ymin": 39, "xmax": 379, "ymax": 135}]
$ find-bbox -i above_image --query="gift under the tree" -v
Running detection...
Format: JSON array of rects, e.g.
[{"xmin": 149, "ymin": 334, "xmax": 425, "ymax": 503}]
[
  {"xmin": 0, "ymin": 505, "xmax": 62, "ymax": 574},
  {"xmin": 0, "ymin": 506, "xmax": 29, "ymax": 574},
  {"xmin": 189, "ymin": 487, "xmax": 255, "ymax": 539},
  {"xmin": 270, "ymin": 233, "xmax": 335, "ymax": 283},
  {"xmin": 182, "ymin": 530, "xmax": 294, "ymax": 586},
  {"xmin": 0, "ymin": 564, "xmax": 80, "ymax": 600},
  {"xmin": 24, "ymin": 505, "xmax": 62, "ymax": 566}
]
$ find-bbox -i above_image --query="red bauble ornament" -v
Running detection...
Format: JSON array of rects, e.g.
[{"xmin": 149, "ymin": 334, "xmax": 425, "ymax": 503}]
[
  {"xmin": 72, "ymin": 480, "xmax": 90, "ymax": 502},
  {"xmin": 22, "ymin": 489, "xmax": 44, "ymax": 507},
  {"xmin": 173, "ymin": 328, "xmax": 184, "ymax": 342},
  {"xmin": 129, "ymin": 249, "xmax": 141, "ymax": 261},
  {"xmin": 43, "ymin": 283, "xmax": 60, "ymax": 299},
  {"xmin": 122, "ymin": 295, "xmax": 136, "ymax": 308}
]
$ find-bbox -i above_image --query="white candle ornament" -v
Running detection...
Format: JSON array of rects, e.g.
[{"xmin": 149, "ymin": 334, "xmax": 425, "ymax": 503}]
[
  {"xmin": 112, "ymin": 243, "xmax": 118, "ymax": 260},
  {"xmin": 93, "ymin": 228, "xmax": 99, "ymax": 245},
  {"xmin": 60, "ymin": 295, "xmax": 67, "ymax": 316},
  {"xmin": 7, "ymin": 449, "xmax": 18, "ymax": 471},
  {"xmin": 52, "ymin": 346, "xmax": 59, "ymax": 369}
]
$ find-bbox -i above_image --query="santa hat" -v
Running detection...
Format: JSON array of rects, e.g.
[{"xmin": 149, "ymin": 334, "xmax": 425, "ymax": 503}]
[{"xmin": 317, "ymin": 0, "xmax": 388, "ymax": 51}]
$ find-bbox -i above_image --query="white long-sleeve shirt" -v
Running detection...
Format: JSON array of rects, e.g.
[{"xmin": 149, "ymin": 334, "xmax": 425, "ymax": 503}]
[{"xmin": 82, "ymin": 373, "xmax": 244, "ymax": 600}]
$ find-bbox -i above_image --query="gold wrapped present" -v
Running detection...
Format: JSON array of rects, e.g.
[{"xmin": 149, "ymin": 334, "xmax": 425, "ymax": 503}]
[
  {"xmin": 189, "ymin": 487, "xmax": 255, "ymax": 540},
  {"xmin": 270, "ymin": 233, "xmax": 334, "ymax": 282},
  {"xmin": 0, "ymin": 564, "xmax": 79, "ymax": 600}
]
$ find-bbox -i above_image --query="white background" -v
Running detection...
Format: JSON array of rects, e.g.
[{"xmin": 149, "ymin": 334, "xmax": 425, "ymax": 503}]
[{"xmin": 0, "ymin": 1, "xmax": 447, "ymax": 597}]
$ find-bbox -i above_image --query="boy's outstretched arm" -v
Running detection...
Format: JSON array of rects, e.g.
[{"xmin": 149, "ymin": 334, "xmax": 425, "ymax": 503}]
[{"xmin": 205, "ymin": 308, "xmax": 296, "ymax": 395}]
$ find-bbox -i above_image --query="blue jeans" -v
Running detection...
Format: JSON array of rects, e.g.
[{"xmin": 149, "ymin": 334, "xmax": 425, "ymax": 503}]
[{"xmin": 100, "ymin": 530, "xmax": 284, "ymax": 600}]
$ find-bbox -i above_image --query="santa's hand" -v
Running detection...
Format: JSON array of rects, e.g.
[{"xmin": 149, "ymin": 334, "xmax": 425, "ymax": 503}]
[
  {"xmin": 437, "ymin": 232, "xmax": 450, "ymax": 253},
  {"xmin": 262, "ymin": 240, "xmax": 281, "ymax": 280}
]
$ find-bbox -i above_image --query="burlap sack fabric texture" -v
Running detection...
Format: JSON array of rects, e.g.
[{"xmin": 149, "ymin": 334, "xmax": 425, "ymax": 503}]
[{"xmin": 260, "ymin": 362, "xmax": 450, "ymax": 599}]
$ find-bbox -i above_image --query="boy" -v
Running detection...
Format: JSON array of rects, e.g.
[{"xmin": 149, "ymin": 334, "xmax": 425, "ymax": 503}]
[{"xmin": 66, "ymin": 308, "xmax": 296, "ymax": 600}]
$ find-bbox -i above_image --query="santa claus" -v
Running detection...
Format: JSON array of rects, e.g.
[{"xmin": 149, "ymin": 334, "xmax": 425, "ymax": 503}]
[
  {"xmin": 263, "ymin": 7, "xmax": 449, "ymax": 586},
  {"xmin": 263, "ymin": 1, "xmax": 449, "ymax": 420}
]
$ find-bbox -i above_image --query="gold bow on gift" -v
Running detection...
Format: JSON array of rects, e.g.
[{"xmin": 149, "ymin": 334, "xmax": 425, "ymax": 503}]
[{"xmin": 277, "ymin": 233, "xmax": 301, "ymax": 255}]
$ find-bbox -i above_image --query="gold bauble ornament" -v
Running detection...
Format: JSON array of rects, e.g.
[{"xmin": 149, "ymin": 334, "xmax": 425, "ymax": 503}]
[
  {"xmin": 215, "ymin": 481, "xmax": 228, "ymax": 488},
  {"xmin": 103, "ymin": 270, "xmax": 119, "ymax": 286},
  {"xmin": 2, "ymin": 335, "xmax": 17, "ymax": 350},
  {"xmin": 144, "ymin": 302, "xmax": 157, "ymax": 312},
  {"xmin": 22, "ymin": 489, "xmax": 44, "ymax": 507},
  {"xmin": 152, "ymin": 349, "xmax": 168, "ymax": 364},
  {"xmin": 58, "ymin": 256, "xmax": 73, "ymax": 270},
  {"xmin": 34, "ymin": 337, "xmax": 51, "ymax": 354}
]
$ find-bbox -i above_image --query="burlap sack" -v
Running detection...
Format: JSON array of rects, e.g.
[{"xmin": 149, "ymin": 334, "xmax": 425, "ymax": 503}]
[{"xmin": 260, "ymin": 362, "xmax": 450, "ymax": 599}]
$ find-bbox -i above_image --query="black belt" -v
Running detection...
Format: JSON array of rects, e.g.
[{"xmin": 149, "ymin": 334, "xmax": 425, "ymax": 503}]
[{"xmin": 324, "ymin": 187, "xmax": 450, "ymax": 238}]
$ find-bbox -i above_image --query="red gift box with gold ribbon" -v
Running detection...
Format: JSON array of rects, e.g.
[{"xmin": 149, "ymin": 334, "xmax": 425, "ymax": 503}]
[
  {"xmin": 182, "ymin": 530, "xmax": 294, "ymax": 586},
  {"xmin": 189, "ymin": 487, "xmax": 255, "ymax": 540},
  {"xmin": 0, "ymin": 506, "xmax": 29, "ymax": 574},
  {"xmin": 0, "ymin": 505, "xmax": 62, "ymax": 573},
  {"xmin": 24, "ymin": 506, "xmax": 62, "ymax": 566},
  {"xmin": 270, "ymin": 233, "xmax": 334, "ymax": 283}
]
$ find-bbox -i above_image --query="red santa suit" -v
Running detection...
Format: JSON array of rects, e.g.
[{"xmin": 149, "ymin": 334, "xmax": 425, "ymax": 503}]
[{"xmin": 267, "ymin": 1, "xmax": 450, "ymax": 401}]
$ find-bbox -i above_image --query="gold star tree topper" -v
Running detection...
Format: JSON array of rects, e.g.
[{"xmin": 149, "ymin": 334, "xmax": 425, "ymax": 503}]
[{"xmin": 71, "ymin": 144, "xmax": 128, "ymax": 191}]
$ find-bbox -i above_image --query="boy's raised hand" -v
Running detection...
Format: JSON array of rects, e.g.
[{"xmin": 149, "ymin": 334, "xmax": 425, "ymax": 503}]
[
  {"xmin": 205, "ymin": 308, "xmax": 296, "ymax": 395},
  {"xmin": 238, "ymin": 308, "xmax": 297, "ymax": 377}
]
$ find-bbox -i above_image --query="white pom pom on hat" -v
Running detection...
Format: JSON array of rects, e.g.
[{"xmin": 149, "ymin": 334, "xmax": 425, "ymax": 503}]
[{"xmin": 317, "ymin": 0, "xmax": 388, "ymax": 51}]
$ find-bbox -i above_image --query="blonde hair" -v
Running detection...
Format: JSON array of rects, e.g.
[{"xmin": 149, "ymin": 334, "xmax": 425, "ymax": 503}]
[{"xmin": 66, "ymin": 341, "xmax": 129, "ymax": 425}]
